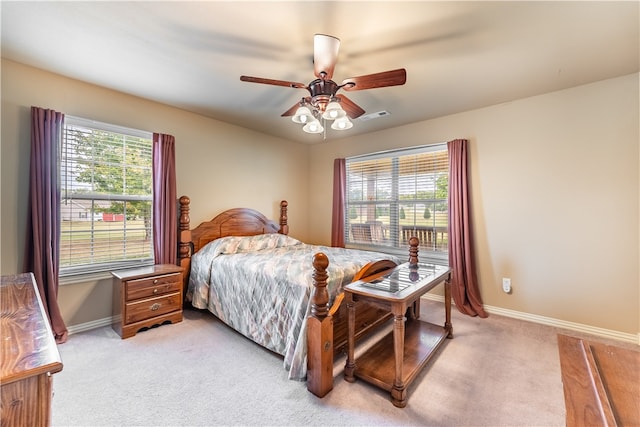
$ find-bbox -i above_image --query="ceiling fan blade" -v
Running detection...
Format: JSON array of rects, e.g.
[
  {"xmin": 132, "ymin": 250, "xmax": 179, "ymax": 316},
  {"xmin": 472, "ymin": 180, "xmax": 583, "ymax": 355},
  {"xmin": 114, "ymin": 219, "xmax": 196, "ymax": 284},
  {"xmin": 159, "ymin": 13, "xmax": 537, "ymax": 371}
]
[
  {"xmin": 335, "ymin": 94, "xmax": 365, "ymax": 119},
  {"xmin": 281, "ymin": 98, "xmax": 311, "ymax": 117},
  {"xmin": 240, "ymin": 75, "xmax": 306, "ymax": 89},
  {"xmin": 341, "ymin": 68, "xmax": 407, "ymax": 91},
  {"xmin": 314, "ymin": 34, "xmax": 340, "ymax": 80}
]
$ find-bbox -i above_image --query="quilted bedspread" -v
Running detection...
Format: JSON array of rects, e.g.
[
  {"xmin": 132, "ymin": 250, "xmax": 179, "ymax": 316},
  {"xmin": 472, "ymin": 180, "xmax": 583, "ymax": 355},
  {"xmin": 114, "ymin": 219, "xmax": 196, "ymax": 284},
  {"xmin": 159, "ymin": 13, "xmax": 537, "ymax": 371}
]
[{"xmin": 186, "ymin": 233, "xmax": 399, "ymax": 380}]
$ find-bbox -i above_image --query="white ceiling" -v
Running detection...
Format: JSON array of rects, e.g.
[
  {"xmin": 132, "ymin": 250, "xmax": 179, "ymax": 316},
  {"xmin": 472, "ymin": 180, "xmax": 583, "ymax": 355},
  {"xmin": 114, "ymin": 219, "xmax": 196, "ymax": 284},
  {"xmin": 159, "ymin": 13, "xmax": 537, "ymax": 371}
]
[{"xmin": 2, "ymin": 1, "xmax": 638, "ymax": 144}]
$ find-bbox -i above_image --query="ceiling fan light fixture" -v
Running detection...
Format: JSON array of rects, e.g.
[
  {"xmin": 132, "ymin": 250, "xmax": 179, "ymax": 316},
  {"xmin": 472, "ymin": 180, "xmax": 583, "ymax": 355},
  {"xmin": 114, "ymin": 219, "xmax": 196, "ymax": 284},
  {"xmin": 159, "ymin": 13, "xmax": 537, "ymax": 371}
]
[
  {"xmin": 322, "ymin": 101, "xmax": 346, "ymax": 120},
  {"xmin": 240, "ymin": 34, "xmax": 407, "ymax": 138},
  {"xmin": 331, "ymin": 116, "xmax": 353, "ymax": 130},
  {"xmin": 292, "ymin": 105, "xmax": 313, "ymax": 124},
  {"xmin": 303, "ymin": 119, "xmax": 324, "ymax": 134}
]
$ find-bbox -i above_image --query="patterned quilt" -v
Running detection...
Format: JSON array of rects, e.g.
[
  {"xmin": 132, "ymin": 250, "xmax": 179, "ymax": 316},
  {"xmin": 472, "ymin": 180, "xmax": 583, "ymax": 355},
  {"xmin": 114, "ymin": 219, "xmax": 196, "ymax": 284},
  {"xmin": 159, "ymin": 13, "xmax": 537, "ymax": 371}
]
[{"xmin": 186, "ymin": 233, "xmax": 400, "ymax": 380}]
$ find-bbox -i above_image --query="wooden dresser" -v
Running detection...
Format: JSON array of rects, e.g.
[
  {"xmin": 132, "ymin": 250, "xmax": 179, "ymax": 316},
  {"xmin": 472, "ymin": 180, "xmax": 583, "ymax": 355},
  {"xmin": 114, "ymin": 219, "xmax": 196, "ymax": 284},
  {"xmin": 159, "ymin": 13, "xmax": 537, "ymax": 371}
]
[
  {"xmin": 1, "ymin": 273, "xmax": 63, "ymax": 427},
  {"xmin": 112, "ymin": 264, "xmax": 183, "ymax": 339}
]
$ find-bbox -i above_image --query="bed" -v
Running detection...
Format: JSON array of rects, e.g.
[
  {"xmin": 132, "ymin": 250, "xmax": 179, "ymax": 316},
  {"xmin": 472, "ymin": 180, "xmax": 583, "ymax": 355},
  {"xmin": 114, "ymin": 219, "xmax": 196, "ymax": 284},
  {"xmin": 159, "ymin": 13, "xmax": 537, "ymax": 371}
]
[{"xmin": 177, "ymin": 196, "xmax": 420, "ymax": 397}]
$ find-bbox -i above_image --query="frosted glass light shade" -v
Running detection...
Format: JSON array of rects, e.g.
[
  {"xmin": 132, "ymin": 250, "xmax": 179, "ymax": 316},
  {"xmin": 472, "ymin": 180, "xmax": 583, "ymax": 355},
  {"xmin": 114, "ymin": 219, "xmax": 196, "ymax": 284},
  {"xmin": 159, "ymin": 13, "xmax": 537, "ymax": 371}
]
[
  {"xmin": 292, "ymin": 106, "xmax": 313, "ymax": 124},
  {"xmin": 331, "ymin": 116, "xmax": 353, "ymax": 130},
  {"xmin": 322, "ymin": 101, "xmax": 346, "ymax": 120},
  {"xmin": 303, "ymin": 119, "xmax": 324, "ymax": 134}
]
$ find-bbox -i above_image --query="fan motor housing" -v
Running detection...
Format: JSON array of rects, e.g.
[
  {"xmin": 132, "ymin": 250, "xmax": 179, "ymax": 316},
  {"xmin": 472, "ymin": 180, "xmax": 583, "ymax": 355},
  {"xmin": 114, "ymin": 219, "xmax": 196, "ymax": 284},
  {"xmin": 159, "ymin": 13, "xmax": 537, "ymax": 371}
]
[
  {"xmin": 308, "ymin": 79, "xmax": 339, "ymax": 111},
  {"xmin": 308, "ymin": 79, "xmax": 339, "ymax": 98}
]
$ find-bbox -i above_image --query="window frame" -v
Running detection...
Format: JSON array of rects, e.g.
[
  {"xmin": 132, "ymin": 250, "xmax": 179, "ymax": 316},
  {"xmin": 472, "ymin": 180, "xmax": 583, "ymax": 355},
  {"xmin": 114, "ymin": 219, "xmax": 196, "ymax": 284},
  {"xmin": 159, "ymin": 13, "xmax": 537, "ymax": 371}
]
[
  {"xmin": 344, "ymin": 143, "xmax": 449, "ymax": 265},
  {"xmin": 59, "ymin": 116, "xmax": 155, "ymax": 277}
]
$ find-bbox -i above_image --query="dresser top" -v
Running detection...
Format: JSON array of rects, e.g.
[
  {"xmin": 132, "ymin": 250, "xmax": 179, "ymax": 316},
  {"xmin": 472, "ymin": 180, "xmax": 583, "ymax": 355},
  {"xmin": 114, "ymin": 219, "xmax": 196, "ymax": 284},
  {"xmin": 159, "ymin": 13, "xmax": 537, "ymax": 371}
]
[
  {"xmin": 111, "ymin": 264, "xmax": 183, "ymax": 281},
  {"xmin": 1, "ymin": 273, "xmax": 63, "ymax": 384}
]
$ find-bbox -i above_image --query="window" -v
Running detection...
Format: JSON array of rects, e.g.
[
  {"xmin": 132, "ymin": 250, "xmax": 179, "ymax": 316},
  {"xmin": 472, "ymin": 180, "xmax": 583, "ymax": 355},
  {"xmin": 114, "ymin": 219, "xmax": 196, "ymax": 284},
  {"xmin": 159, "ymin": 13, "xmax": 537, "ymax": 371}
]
[
  {"xmin": 60, "ymin": 117, "xmax": 154, "ymax": 275},
  {"xmin": 345, "ymin": 144, "xmax": 449, "ymax": 263}
]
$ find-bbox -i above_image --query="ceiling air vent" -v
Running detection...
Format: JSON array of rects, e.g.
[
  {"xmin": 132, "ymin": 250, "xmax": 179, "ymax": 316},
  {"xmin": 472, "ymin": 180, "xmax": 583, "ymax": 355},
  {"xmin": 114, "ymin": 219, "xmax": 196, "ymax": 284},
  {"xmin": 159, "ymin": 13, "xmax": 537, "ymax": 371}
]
[{"xmin": 359, "ymin": 110, "xmax": 390, "ymax": 121}]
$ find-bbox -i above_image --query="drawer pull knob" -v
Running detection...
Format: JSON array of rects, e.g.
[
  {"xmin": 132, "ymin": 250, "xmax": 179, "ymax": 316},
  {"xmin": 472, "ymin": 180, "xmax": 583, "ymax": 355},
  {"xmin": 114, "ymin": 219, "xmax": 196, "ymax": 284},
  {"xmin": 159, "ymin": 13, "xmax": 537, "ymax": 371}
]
[
  {"xmin": 153, "ymin": 279, "xmax": 158, "ymax": 284},
  {"xmin": 153, "ymin": 288, "xmax": 159, "ymax": 294},
  {"xmin": 151, "ymin": 303, "xmax": 161, "ymax": 311}
]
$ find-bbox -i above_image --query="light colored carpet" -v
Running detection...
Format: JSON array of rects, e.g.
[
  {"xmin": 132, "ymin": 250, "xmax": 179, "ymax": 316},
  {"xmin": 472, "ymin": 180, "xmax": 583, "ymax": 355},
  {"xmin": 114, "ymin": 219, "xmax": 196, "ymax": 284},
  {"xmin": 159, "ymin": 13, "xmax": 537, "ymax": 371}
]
[{"xmin": 51, "ymin": 299, "xmax": 618, "ymax": 426}]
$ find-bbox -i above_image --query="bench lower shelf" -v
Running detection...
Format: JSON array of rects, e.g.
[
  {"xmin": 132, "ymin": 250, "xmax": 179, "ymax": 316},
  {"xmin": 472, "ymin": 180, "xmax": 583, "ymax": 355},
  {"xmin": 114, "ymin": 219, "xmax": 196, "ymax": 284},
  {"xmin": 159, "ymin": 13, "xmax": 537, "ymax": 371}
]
[{"xmin": 353, "ymin": 320, "xmax": 449, "ymax": 392}]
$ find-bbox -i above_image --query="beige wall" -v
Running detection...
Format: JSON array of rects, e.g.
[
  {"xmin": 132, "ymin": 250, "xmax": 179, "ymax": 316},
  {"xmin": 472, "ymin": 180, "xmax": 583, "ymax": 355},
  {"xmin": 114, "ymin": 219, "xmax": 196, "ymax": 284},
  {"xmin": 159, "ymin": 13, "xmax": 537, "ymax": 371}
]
[
  {"xmin": 2, "ymin": 59, "xmax": 638, "ymax": 340},
  {"xmin": 309, "ymin": 73, "xmax": 639, "ymax": 338},
  {"xmin": 1, "ymin": 59, "xmax": 310, "ymax": 327}
]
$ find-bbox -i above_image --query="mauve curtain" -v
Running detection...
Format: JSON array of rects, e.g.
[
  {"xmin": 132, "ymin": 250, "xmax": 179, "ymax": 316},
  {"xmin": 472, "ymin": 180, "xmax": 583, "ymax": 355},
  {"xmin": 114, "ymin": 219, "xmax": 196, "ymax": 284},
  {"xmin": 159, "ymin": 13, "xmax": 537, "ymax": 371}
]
[
  {"xmin": 25, "ymin": 106, "xmax": 68, "ymax": 343},
  {"xmin": 448, "ymin": 139, "xmax": 487, "ymax": 318},
  {"xmin": 331, "ymin": 158, "xmax": 346, "ymax": 247},
  {"xmin": 152, "ymin": 133, "xmax": 177, "ymax": 264}
]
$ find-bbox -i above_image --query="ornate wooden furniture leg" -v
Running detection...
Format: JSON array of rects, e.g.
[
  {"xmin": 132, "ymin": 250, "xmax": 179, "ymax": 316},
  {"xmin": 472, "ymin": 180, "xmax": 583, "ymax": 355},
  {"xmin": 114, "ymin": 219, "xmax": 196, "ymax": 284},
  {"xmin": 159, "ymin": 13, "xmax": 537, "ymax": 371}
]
[
  {"xmin": 279, "ymin": 200, "xmax": 289, "ymax": 235},
  {"xmin": 343, "ymin": 293, "xmax": 356, "ymax": 382},
  {"xmin": 391, "ymin": 306, "xmax": 407, "ymax": 407},
  {"xmin": 178, "ymin": 195, "xmax": 192, "ymax": 295},
  {"xmin": 407, "ymin": 237, "xmax": 420, "ymax": 319},
  {"xmin": 444, "ymin": 273, "xmax": 453, "ymax": 338},
  {"xmin": 307, "ymin": 253, "xmax": 333, "ymax": 397}
]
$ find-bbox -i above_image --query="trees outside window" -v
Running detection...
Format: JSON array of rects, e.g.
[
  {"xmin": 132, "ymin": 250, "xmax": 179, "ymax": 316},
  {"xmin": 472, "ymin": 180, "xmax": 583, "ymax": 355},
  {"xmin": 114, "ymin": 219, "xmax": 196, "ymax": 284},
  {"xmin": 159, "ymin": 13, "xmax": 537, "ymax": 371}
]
[{"xmin": 60, "ymin": 117, "xmax": 153, "ymax": 275}]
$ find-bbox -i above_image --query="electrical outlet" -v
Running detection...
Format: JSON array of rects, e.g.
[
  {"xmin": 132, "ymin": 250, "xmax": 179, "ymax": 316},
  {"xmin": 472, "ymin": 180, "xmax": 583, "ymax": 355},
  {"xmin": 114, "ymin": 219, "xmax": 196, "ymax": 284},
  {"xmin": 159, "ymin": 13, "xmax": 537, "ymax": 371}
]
[{"xmin": 502, "ymin": 278, "xmax": 511, "ymax": 293}]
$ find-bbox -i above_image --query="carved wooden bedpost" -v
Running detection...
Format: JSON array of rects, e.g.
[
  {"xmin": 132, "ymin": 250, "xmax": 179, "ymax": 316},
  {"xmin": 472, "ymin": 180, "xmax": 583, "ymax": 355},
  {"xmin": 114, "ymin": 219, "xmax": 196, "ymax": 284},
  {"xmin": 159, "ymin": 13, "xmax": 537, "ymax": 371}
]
[
  {"xmin": 307, "ymin": 252, "xmax": 333, "ymax": 398},
  {"xmin": 178, "ymin": 196, "xmax": 192, "ymax": 294},
  {"xmin": 279, "ymin": 200, "xmax": 289, "ymax": 235},
  {"xmin": 408, "ymin": 236, "xmax": 420, "ymax": 319},
  {"xmin": 408, "ymin": 236, "xmax": 419, "ymax": 266}
]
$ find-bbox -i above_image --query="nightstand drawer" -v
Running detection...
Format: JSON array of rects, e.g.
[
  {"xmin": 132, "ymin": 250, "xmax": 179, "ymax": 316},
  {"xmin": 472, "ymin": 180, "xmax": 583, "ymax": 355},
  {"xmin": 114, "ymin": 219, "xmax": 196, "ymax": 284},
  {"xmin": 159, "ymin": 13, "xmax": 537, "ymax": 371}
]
[
  {"xmin": 126, "ymin": 272, "xmax": 181, "ymax": 301},
  {"xmin": 125, "ymin": 292, "xmax": 181, "ymax": 324}
]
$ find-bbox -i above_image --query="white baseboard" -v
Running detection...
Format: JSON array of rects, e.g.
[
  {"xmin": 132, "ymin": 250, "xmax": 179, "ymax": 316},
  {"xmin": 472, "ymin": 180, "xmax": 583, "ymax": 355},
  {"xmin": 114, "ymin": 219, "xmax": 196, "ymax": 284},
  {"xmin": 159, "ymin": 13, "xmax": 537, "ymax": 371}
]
[
  {"xmin": 70, "ymin": 299, "xmax": 640, "ymax": 347},
  {"xmin": 422, "ymin": 294, "xmax": 639, "ymax": 346},
  {"xmin": 67, "ymin": 316, "xmax": 114, "ymax": 335}
]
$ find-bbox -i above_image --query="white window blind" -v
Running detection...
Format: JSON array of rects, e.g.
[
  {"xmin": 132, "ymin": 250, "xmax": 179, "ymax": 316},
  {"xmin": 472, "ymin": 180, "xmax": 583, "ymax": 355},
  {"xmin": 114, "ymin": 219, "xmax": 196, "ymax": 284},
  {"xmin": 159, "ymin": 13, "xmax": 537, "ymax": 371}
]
[
  {"xmin": 59, "ymin": 116, "xmax": 154, "ymax": 275},
  {"xmin": 345, "ymin": 143, "xmax": 449, "ymax": 263}
]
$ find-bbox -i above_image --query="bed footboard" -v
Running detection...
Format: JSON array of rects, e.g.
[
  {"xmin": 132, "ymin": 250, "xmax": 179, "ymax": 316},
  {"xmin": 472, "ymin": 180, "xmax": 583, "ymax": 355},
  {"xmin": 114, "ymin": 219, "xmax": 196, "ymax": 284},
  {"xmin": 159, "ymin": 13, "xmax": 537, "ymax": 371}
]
[{"xmin": 307, "ymin": 238, "xmax": 420, "ymax": 398}]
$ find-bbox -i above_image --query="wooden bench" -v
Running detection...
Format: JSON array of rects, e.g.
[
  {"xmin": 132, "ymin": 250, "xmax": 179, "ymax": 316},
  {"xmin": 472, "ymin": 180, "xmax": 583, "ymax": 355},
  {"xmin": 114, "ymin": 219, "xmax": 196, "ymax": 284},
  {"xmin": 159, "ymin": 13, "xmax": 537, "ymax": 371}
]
[{"xmin": 557, "ymin": 334, "xmax": 639, "ymax": 426}]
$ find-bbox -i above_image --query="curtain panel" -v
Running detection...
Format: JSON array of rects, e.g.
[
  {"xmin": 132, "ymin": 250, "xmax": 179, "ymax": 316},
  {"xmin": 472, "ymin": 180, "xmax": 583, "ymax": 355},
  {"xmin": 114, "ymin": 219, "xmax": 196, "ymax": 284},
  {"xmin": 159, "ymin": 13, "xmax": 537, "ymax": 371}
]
[
  {"xmin": 152, "ymin": 133, "xmax": 177, "ymax": 265},
  {"xmin": 331, "ymin": 158, "xmax": 346, "ymax": 247},
  {"xmin": 25, "ymin": 106, "xmax": 68, "ymax": 343},
  {"xmin": 448, "ymin": 139, "xmax": 487, "ymax": 317}
]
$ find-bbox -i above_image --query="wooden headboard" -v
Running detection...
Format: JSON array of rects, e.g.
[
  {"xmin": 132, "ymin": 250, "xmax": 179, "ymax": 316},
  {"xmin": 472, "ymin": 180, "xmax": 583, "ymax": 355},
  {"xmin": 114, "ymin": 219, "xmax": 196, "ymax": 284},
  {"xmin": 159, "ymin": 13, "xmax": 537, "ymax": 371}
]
[{"xmin": 177, "ymin": 196, "xmax": 289, "ymax": 286}]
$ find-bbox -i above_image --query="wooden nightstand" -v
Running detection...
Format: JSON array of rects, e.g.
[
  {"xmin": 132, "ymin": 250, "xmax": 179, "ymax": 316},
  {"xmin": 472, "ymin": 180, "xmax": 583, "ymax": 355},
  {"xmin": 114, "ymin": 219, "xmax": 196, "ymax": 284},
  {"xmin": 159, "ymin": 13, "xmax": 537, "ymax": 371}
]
[{"xmin": 112, "ymin": 264, "xmax": 184, "ymax": 339}]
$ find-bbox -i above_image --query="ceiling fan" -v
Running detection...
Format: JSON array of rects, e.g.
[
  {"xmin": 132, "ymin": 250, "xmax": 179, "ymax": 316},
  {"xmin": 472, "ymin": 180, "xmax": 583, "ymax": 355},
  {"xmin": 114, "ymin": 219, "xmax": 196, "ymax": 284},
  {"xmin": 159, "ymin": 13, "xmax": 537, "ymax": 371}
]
[{"xmin": 240, "ymin": 34, "xmax": 407, "ymax": 134}]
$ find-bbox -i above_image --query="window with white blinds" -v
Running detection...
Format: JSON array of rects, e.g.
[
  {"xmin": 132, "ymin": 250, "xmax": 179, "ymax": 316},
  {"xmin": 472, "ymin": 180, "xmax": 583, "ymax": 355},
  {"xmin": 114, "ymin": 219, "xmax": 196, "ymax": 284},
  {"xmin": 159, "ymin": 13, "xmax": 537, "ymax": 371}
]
[
  {"xmin": 345, "ymin": 143, "xmax": 449, "ymax": 262},
  {"xmin": 59, "ymin": 116, "xmax": 154, "ymax": 275}
]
